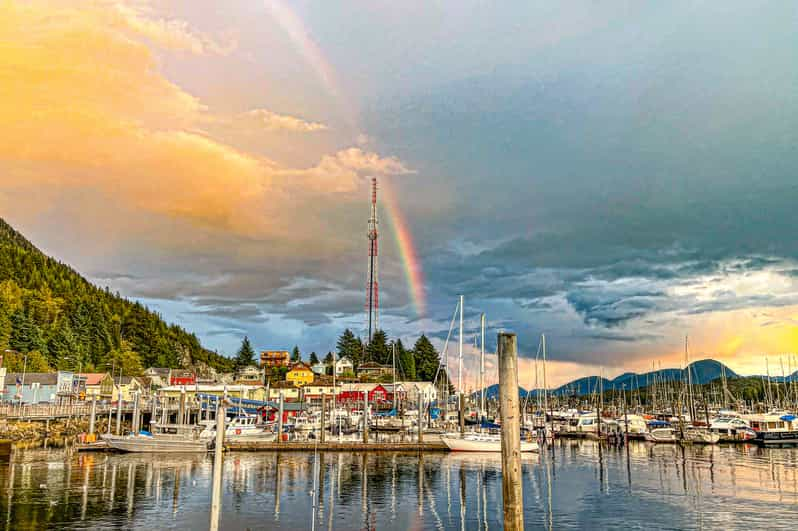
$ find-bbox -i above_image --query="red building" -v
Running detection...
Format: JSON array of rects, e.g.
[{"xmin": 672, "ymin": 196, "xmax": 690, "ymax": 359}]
[
  {"xmin": 337, "ymin": 384, "xmax": 391, "ymax": 404},
  {"xmin": 169, "ymin": 370, "xmax": 196, "ymax": 386}
]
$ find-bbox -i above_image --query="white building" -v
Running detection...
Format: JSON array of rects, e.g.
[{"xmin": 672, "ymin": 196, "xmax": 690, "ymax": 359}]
[
  {"xmin": 395, "ymin": 381, "xmax": 437, "ymax": 404},
  {"xmin": 334, "ymin": 357, "xmax": 354, "ymax": 376}
]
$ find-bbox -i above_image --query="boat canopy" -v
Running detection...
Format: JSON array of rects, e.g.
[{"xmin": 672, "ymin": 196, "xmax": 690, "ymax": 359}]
[
  {"xmin": 780, "ymin": 414, "xmax": 796, "ymax": 422},
  {"xmin": 376, "ymin": 408, "xmax": 397, "ymax": 417},
  {"xmin": 481, "ymin": 420, "xmax": 501, "ymax": 430},
  {"xmin": 647, "ymin": 420, "xmax": 671, "ymax": 428}
]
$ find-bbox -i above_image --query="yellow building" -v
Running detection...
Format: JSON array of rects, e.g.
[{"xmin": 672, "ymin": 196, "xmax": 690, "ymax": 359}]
[
  {"xmin": 267, "ymin": 381, "xmax": 301, "ymax": 401},
  {"xmin": 286, "ymin": 362, "xmax": 314, "ymax": 387},
  {"xmin": 112, "ymin": 376, "xmax": 148, "ymax": 402},
  {"xmin": 158, "ymin": 384, "xmax": 268, "ymax": 403}
]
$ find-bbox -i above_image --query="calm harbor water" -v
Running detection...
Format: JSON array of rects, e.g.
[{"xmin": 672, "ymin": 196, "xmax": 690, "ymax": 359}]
[{"xmin": 1, "ymin": 440, "xmax": 797, "ymax": 530}]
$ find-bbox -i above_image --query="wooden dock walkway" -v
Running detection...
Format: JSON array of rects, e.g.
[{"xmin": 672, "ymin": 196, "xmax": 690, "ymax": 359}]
[{"xmin": 227, "ymin": 440, "xmax": 449, "ymax": 452}]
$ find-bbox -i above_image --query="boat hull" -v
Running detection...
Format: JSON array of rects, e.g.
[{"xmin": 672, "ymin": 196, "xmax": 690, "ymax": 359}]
[
  {"xmin": 441, "ymin": 436, "xmax": 539, "ymax": 452},
  {"xmin": 753, "ymin": 431, "xmax": 798, "ymax": 445},
  {"xmin": 102, "ymin": 435, "xmax": 208, "ymax": 453}
]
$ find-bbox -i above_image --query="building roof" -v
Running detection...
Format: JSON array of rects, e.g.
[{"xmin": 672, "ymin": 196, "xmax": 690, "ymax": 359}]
[
  {"xmin": 269, "ymin": 380, "xmax": 299, "ymax": 389},
  {"xmin": 79, "ymin": 373, "xmax": 111, "ymax": 386},
  {"xmin": 288, "ymin": 362, "xmax": 313, "ymax": 372},
  {"xmin": 170, "ymin": 369, "xmax": 195, "ymax": 378},
  {"xmin": 4, "ymin": 372, "xmax": 58, "ymax": 385},
  {"xmin": 310, "ymin": 376, "xmax": 337, "ymax": 386}
]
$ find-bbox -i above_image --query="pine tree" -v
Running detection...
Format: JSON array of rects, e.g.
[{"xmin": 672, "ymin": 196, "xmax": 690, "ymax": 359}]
[
  {"xmin": 309, "ymin": 351, "xmax": 319, "ymax": 365},
  {"xmin": 323, "ymin": 352, "xmax": 334, "ymax": 375},
  {"xmin": 365, "ymin": 330, "xmax": 390, "ymax": 365},
  {"xmin": 291, "ymin": 345, "xmax": 301, "ymax": 363},
  {"xmin": 413, "ymin": 335, "xmax": 440, "ymax": 382},
  {"xmin": 235, "ymin": 336, "xmax": 256, "ymax": 369},
  {"xmin": 395, "ymin": 338, "xmax": 416, "ymax": 380},
  {"xmin": 336, "ymin": 329, "xmax": 363, "ymax": 368}
]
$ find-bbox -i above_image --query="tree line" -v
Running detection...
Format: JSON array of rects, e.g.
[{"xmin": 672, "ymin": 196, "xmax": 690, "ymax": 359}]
[{"xmin": 0, "ymin": 218, "xmax": 234, "ymax": 375}]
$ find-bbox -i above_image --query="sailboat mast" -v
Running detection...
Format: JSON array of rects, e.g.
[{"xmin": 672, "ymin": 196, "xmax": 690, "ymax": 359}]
[
  {"xmin": 480, "ymin": 313, "xmax": 485, "ymax": 419},
  {"xmin": 458, "ymin": 294, "xmax": 464, "ymax": 394},
  {"xmin": 542, "ymin": 333, "xmax": 548, "ymax": 430}
]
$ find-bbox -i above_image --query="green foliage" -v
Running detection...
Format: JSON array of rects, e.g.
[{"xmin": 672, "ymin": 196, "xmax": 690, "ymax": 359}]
[
  {"xmin": 234, "ymin": 336, "xmax": 256, "ymax": 369},
  {"xmin": 395, "ymin": 339, "xmax": 415, "ymax": 380},
  {"xmin": 2, "ymin": 349, "xmax": 51, "ymax": 372},
  {"xmin": 0, "ymin": 217, "xmax": 234, "ymax": 374},
  {"xmin": 309, "ymin": 351, "xmax": 319, "ymax": 365},
  {"xmin": 365, "ymin": 330, "xmax": 389, "ymax": 365},
  {"xmin": 412, "ymin": 334, "xmax": 440, "ymax": 382},
  {"xmin": 105, "ymin": 343, "xmax": 145, "ymax": 376},
  {"xmin": 290, "ymin": 345, "xmax": 301, "ymax": 362},
  {"xmin": 336, "ymin": 329, "xmax": 363, "ymax": 369}
]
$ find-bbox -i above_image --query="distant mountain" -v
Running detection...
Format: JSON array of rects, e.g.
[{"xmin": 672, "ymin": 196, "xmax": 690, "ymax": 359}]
[
  {"xmin": 477, "ymin": 383, "xmax": 528, "ymax": 401},
  {"xmin": 0, "ymin": 217, "xmax": 233, "ymax": 375},
  {"xmin": 472, "ymin": 358, "xmax": 740, "ymax": 399}
]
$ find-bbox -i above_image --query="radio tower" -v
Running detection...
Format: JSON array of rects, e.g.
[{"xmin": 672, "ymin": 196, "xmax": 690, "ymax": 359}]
[{"xmin": 365, "ymin": 177, "xmax": 379, "ymax": 344}]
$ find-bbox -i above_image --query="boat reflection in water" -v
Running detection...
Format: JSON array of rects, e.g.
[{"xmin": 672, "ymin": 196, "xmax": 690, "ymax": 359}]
[{"xmin": 1, "ymin": 440, "xmax": 798, "ymax": 529}]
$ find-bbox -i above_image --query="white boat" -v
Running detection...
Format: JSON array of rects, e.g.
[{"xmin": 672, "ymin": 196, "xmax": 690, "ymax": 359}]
[
  {"xmin": 681, "ymin": 426, "xmax": 720, "ymax": 444},
  {"xmin": 288, "ymin": 412, "xmax": 321, "ymax": 432},
  {"xmin": 616, "ymin": 415, "xmax": 649, "ymax": 439},
  {"xmin": 102, "ymin": 425, "xmax": 208, "ymax": 453},
  {"xmin": 644, "ymin": 426, "xmax": 677, "ymax": 443},
  {"xmin": 441, "ymin": 432, "xmax": 539, "ymax": 452},
  {"xmin": 199, "ymin": 414, "xmax": 272, "ymax": 440},
  {"xmin": 744, "ymin": 412, "xmax": 798, "ymax": 445}
]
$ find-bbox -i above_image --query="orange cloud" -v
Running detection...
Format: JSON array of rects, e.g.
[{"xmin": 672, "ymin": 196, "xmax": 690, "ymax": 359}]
[{"xmin": 0, "ymin": 1, "xmax": 409, "ymax": 238}]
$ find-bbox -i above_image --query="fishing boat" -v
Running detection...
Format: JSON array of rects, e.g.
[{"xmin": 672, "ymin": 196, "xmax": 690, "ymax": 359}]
[
  {"xmin": 617, "ymin": 414, "xmax": 649, "ymax": 440},
  {"xmin": 102, "ymin": 424, "xmax": 208, "ymax": 453},
  {"xmin": 644, "ymin": 423, "xmax": 677, "ymax": 443},
  {"xmin": 441, "ymin": 432, "xmax": 539, "ymax": 452},
  {"xmin": 709, "ymin": 415, "xmax": 752, "ymax": 441}
]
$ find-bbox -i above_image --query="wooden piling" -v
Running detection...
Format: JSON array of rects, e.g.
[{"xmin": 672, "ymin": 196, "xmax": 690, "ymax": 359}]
[
  {"xmin": 362, "ymin": 394, "xmax": 369, "ymax": 444},
  {"xmin": 417, "ymin": 393, "xmax": 424, "ymax": 444},
  {"xmin": 115, "ymin": 398, "xmax": 123, "ymax": 435},
  {"xmin": 209, "ymin": 403, "xmax": 225, "ymax": 531},
  {"xmin": 498, "ymin": 332, "xmax": 524, "ymax": 531},
  {"xmin": 277, "ymin": 392, "xmax": 284, "ymax": 443},
  {"xmin": 89, "ymin": 395, "xmax": 96, "ymax": 435},
  {"xmin": 320, "ymin": 392, "xmax": 327, "ymax": 444}
]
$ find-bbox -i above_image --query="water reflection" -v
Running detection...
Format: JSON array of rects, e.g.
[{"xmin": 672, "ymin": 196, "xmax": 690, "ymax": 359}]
[{"xmin": 0, "ymin": 441, "xmax": 797, "ymax": 529}]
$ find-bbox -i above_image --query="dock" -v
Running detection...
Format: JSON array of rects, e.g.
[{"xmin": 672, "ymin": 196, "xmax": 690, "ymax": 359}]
[{"xmin": 226, "ymin": 440, "xmax": 449, "ymax": 452}]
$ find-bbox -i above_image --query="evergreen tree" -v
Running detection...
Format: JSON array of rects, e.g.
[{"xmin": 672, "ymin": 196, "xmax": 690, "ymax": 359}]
[
  {"xmin": 365, "ymin": 330, "xmax": 390, "ymax": 365},
  {"xmin": 336, "ymin": 328, "xmax": 363, "ymax": 368},
  {"xmin": 413, "ymin": 334, "xmax": 440, "ymax": 382},
  {"xmin": 323, "ymin": 352, "xmax": 334, "ymax": 375},
  {"xmin": 9, "ymin": 310, "xmax": 46, "ymax": 354},
  {"xmin": 309, "ymin": 351, "xmax": 319, "ymax": 365},
  {"xmin": 235, "ymin": 336, "xmax": 256, "ymax": 369},
  {"xmin": 291, "ymin": 345, "xmax": 301, "ymax": 363},
  {"xmin": 395, "ymin": 338, "xmax": 415, "ymax": 380}
]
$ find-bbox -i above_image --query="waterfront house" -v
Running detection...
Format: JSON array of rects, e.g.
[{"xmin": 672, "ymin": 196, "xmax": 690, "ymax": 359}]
[
  {"xmin": 302, "ymin": 377, "xmax": 341, "ymax": 403},
  {"xmin": 2, "ymin": 371, "xmax": 74, "ymax": 404},
  {"xmin": 310, "ymin": 363, "xmax": 327, "ymax": 376},
  {"xmin": 337, "ymin": 383, "xmax": 391, "ymax": 404},
  {"xmin": 395, "ymin": 381, "xmax": 438, "ymax": 404},
  {"xmin": 81, "ymin": 373, "xmax": 114, "ymax": 399},
  {"xmin": 143, "ymin": 367, "xmax": 171, "ymax": 388},
  {"xmin": 334, "ymin": 357, "xmax": 354, "ymax": 376},
  {"xmin": 260, "ymin": 350, "xmax": 290, "ymax": 368},
  {"xmin": 267, "ymin": 381, "xmax": 301, "ymax": 402},
  {"xmin": 113, "ymin": 376, "xmax": 149, "ymax": 403},
  {"xmin": 286, "ymin": 362, "xmax": 314, "ymax": 387},
  {"xmin": 159, "ymin": 383, "xmax": 268, "ymax": 404},
  {"xmin": 235, "ymin": 365, "xmax": 264, "ymax": 385},
  {"xmin": 169, "ymin": 370, "xmax": 196, "ymax": 386},
  {"xmin": 356, "ymin": 362, "xmax": 393, "ymax": 379},
  {"xmin": 259, "ymin": 401, "xmax": 308, "ymax": 424}
]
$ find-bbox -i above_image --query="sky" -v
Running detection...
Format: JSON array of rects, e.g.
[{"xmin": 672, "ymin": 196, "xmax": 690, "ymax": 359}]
[{"xmin": 2, "ymin": 0, "xmax": 798, "ymax": 388}]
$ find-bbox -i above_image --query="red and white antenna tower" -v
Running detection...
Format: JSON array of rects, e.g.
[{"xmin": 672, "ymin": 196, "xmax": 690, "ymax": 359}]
[{"xmin": 365, "ymin": 176, "xmax": 379, "ymax": 344}]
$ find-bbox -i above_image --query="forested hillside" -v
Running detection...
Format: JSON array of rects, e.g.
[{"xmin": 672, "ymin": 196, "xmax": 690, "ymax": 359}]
[{"xmin": 0, "ymin": 218, "xmax": 233, "ymax": 375}]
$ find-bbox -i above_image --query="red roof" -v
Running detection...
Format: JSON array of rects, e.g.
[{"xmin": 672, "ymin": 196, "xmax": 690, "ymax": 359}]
[{"xmin": 79, "ymin": 373, "xmax": 110, "ymax": 386}]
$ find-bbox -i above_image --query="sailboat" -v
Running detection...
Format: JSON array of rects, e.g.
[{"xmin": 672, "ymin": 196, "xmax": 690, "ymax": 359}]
[{"xmin": 441, "ymin": 432, "xmax": 539, "ymax": 452}]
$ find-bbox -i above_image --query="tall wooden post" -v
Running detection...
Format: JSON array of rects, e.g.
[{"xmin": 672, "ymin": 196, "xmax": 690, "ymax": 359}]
[
  {"xmin": 277, "ymin": 392, "xmax": 284, "ymax": 443},
  {"xmin": 131, "ymin": 392, "xmax": 140, "ymax": 435},
  {"xmin": 362, "ymin": 393, "xmax": 369, "ymax": 444},
  {"xmin": 417, "ymin": 393, "xmax": 424, "ymax": 444},
  {"xmin": 209, "ymin": 403, "xmax": 225, "ymax": 531},
  {"xmin": 498, "ymin": 332, "xmax": 524, "ymax": 531},
  {"xmin": 115, "ymin": 395, "xmax": 123, "ymax": 435},
  {"xmin": 88, "ymin": 395, "xmax": 97, "ymax": 435},
  {"xmin": 320, "ymin": 392, "xmax": 327, "ymax": 444}
]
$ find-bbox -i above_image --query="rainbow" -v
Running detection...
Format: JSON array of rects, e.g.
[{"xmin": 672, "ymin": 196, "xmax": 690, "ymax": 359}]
[
  {"xmin": 264, "ymin": 0, "xmax": 427, "ymax": 317},
  {"xmin": 380, "ymin": 180, "xmax": 427, "ymax": 317}
]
